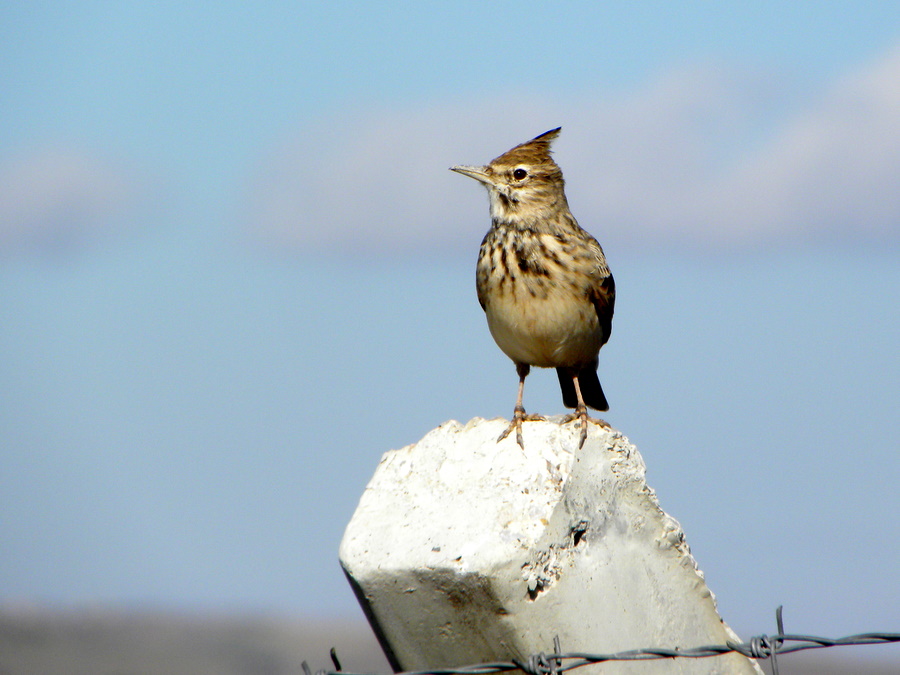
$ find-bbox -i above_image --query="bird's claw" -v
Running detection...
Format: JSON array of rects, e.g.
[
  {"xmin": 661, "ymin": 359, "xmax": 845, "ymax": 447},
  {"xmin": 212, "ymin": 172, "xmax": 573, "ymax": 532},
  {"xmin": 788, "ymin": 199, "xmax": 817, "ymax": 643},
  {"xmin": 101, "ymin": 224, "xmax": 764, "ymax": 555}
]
[
  {"xmin": 497, "ymin": 405, "xmax": 545, "ymax": 449},
  {"xmin": 560, "ymin": 407, "xmax": 607, "ymax": 449}
]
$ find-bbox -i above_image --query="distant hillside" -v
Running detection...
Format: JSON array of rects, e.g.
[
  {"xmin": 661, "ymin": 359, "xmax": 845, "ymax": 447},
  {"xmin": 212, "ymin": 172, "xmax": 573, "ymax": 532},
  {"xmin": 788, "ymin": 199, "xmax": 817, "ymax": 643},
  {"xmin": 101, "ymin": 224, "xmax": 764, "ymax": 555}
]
[
  {"xmin": 0, "ymin": 606, "xmax": 894, "ymax": 675},
  {"xmin": 0, "ymin": 606, "xmax": 389, "ymax": 675}
]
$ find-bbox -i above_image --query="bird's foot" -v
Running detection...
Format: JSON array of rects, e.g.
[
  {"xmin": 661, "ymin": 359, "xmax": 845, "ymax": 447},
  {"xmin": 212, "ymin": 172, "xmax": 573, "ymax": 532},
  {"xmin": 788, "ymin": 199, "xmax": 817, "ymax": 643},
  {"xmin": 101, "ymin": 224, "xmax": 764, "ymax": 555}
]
[
  {"xmin": 560, "ymin": 407, "xmax": 608, "ymax": 449},
  {"xmin": 497, "ymin": 405, "xmax": 545, "ymax": 449}
]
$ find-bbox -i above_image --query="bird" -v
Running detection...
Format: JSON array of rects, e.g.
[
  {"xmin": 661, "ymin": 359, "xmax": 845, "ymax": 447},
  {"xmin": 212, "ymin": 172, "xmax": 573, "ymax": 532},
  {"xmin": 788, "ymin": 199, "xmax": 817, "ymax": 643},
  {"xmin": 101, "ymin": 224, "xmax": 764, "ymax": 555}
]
[{"xmin": 451, "ymin": 127, "xmax": 615, "ymax": 449}]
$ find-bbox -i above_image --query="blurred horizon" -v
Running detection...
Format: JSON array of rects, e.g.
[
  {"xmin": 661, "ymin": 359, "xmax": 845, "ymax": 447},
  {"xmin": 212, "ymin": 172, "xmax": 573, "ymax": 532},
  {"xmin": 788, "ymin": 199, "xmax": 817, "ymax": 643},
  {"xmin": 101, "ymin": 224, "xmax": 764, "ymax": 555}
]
[{"xmin": 2, "ymin": 2, "xmax": 898, "ymax": 654}]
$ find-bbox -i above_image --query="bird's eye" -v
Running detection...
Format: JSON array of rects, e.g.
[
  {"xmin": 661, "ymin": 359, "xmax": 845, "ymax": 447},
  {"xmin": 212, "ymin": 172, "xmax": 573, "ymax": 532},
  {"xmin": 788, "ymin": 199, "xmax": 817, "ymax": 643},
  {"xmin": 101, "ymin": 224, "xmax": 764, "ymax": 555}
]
[{"xmin": 513, "ymin": 168, "xmax": 528, "ymax": 181}]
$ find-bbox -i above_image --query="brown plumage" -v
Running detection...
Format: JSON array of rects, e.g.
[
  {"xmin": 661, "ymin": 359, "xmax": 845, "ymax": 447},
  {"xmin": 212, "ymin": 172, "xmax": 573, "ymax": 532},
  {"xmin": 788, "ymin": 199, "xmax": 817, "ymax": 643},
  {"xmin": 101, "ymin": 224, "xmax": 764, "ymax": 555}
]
[{"xmin": 452, "ymin": 128, "xmax": 615, "ymax": 448}]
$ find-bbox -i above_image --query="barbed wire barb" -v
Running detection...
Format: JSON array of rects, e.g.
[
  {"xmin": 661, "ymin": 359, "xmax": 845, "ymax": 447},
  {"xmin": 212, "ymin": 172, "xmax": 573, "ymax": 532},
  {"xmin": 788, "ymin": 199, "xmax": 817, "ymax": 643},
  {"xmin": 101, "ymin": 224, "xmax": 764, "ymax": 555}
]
[
  {"xmin": 331, "ymin": 647, "xmax": 343, "ymax": 672},
  {"xmin": 771, "ymin": 604, "xmax": 785, "ymax": 675}
]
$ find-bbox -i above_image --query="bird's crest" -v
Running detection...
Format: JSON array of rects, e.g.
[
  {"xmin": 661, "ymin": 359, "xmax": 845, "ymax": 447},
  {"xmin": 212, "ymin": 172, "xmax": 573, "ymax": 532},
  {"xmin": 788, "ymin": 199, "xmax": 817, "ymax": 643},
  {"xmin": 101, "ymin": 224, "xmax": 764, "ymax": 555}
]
[{"xmin": 490, "ymin": 127, "xmax": 561, "ymax": 169}]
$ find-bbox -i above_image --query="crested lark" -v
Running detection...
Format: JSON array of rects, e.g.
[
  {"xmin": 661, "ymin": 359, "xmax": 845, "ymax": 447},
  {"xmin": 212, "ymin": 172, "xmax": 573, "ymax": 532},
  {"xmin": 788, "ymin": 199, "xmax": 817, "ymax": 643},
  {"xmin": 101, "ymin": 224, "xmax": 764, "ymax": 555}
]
[{"xmin": 451, "ymin": 127, "xmax": 615, "ymax": 449}]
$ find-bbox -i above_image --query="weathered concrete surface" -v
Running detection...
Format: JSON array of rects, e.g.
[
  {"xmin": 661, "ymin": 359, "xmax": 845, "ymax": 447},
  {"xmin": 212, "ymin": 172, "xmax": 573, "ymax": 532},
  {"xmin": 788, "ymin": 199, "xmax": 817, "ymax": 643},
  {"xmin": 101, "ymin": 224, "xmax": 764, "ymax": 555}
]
[{"xmin": 340, "ymin": 417, "xmax": 761, "ymax": 674}]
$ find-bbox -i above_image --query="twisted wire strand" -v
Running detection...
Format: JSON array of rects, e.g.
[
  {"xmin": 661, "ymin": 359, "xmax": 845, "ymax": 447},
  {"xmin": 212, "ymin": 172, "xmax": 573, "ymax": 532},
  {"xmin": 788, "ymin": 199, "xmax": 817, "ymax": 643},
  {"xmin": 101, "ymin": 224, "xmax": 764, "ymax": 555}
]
[{"xmin": 304, "ymin": 607, "xmax": 900, "ymax": 675}]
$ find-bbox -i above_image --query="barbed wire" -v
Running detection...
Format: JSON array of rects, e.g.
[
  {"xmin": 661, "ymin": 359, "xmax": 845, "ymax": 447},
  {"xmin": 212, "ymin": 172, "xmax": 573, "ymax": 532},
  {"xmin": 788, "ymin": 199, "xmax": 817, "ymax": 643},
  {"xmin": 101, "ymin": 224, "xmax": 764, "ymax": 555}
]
[{"xmin": 303, "ymin": 607, "xmax": 899, "ymax": 675}]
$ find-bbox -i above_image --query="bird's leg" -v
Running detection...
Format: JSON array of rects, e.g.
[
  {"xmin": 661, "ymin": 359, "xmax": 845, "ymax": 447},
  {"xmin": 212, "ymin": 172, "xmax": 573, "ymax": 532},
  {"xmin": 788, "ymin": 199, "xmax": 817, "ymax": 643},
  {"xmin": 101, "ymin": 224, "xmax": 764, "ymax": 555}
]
[
  {"xmin": 560, "ymin": 373, "xmax": 608, "ymax": 449},
  {"xmin": 497, "ymin": 363, "xmax": 544, "ymax": 449}
]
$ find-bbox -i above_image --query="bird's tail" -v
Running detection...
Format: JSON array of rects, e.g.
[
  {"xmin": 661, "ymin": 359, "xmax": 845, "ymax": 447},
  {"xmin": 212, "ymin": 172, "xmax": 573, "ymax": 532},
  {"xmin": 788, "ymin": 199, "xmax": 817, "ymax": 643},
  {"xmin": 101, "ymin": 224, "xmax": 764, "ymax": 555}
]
[{"xmin": 557, "ymin": 366, "xmax": 608, "ymax": 412}]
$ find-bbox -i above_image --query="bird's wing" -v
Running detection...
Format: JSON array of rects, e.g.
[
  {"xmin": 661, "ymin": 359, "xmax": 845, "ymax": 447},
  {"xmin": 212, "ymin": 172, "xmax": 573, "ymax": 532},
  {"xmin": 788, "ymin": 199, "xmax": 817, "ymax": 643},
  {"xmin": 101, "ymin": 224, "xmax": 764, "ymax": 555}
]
[{"xmin": 587, "ymin": 240, "xmax": 615, "ymax": 344}]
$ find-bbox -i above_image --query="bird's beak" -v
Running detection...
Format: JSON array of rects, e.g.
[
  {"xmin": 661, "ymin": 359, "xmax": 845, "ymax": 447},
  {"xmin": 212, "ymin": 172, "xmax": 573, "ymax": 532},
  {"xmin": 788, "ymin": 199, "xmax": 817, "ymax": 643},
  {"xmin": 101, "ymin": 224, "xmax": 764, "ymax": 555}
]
[{"xmin": 450, "ymin": 165, "xmax": 493, "ymax": 186}]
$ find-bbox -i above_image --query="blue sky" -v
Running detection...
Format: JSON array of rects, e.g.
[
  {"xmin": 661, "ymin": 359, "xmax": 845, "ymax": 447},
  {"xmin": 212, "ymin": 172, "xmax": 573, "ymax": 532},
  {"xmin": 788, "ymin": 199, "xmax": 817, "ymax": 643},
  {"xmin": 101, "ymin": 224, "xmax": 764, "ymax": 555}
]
[{"xmin": 2, "ymin": 1, "xmax": 899, "ymax": 648}]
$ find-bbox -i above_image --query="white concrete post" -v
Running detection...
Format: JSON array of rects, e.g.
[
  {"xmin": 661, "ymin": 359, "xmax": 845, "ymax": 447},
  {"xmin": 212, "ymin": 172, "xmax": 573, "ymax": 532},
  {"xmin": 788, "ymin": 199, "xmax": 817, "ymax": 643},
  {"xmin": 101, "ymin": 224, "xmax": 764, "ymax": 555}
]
[{"xmin": 340, "ymin": 418, "xmax": 761, "ymax": 674}]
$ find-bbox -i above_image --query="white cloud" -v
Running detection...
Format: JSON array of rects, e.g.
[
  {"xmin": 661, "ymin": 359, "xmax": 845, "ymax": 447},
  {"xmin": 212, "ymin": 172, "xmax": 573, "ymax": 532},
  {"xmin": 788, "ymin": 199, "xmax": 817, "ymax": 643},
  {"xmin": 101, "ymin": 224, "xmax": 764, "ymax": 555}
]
[
  {"xmin": 0, "ymin": 147, "xmax": 141, "ymax": 252},
  {"xmin": 246, "ymin": 43, "xmax": 900, "ymax": 251}
]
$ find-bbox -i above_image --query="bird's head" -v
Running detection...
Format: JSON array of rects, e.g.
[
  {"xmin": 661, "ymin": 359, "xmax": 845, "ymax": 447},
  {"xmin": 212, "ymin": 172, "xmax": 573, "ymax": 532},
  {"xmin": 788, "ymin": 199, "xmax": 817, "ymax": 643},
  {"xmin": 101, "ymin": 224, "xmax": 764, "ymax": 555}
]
[{"xmin": 451, "ymin": 127, "xmax": 567, "ymax": 222}]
